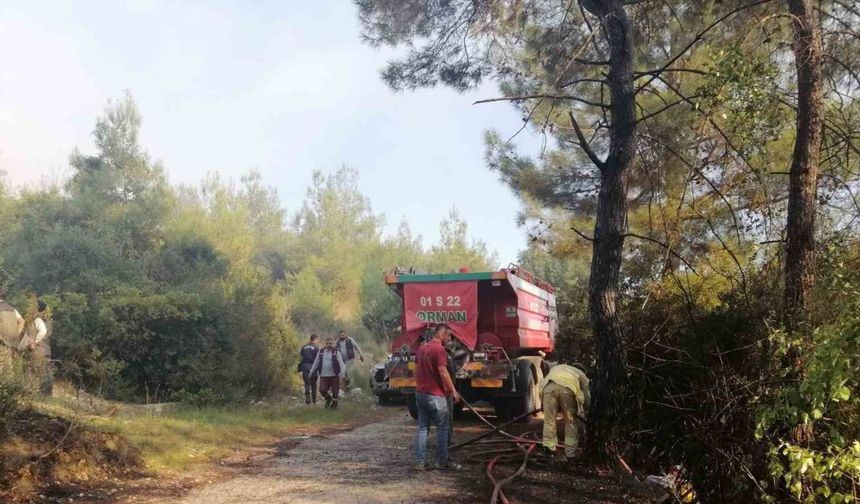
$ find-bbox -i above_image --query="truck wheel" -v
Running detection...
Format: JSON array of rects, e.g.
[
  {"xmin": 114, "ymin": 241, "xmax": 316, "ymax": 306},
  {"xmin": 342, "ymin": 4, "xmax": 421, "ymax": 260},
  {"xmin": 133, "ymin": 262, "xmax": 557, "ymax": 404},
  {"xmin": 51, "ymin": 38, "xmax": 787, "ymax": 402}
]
[
  {"xmin": 509, "ymin": 370, "xmax": 535, "ymax": 422},
  {"xmin": 406, "ymin": 394, "xmax": 419, "ymax": 420},
  {"xmin": 493, "ymin": 366, "xmax": 537, "ymax": 422}
]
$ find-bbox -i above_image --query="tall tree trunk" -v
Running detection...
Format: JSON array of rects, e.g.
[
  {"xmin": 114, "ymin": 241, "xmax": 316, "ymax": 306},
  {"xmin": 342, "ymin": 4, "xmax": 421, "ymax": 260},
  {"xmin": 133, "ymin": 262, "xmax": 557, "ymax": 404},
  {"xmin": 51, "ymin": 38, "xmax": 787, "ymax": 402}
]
[
  {"xmin": 582, "ymin": 0, "xmax": 636, "ymax": 457},
  {"xmin": 784, "ymin": 0, "xmax": 823, "ymax": 334},
  {"xmin": 783, "ymin": 0, "xmax": 823, "ymax": 448}
]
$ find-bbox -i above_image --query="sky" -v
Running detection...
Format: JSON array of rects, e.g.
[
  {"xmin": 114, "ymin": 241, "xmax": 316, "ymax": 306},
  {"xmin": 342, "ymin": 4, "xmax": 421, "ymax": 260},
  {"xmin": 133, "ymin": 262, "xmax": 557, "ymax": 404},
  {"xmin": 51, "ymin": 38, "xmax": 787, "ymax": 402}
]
[{"xmin": 0, "ymin": 0, "xmax": 544, "ymax": 264}]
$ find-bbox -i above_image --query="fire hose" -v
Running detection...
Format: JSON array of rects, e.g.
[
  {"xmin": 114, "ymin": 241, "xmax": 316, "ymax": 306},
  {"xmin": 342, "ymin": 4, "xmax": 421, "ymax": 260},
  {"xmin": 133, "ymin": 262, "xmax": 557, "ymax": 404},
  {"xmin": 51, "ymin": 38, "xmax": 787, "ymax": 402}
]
[{"xmin": 450, "ymin": 397, "xmax": 585, "ymax": 504}]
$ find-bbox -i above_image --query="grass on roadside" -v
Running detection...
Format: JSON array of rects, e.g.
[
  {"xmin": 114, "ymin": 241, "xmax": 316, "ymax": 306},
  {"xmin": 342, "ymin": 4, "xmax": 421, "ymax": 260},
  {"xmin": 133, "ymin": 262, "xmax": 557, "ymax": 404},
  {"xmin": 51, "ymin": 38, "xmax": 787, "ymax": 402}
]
[{"xmin": 38, "ymin": 396, "xmax": 384, "ymax": 474}]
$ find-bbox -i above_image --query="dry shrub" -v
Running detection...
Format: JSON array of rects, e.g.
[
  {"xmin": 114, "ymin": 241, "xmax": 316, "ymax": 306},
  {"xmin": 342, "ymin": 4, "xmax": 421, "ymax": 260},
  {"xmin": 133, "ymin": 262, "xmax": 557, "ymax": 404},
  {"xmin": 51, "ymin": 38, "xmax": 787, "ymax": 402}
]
[{"xmin": 0, "ymin": 410, "xmax": 142, "ymax": 503}]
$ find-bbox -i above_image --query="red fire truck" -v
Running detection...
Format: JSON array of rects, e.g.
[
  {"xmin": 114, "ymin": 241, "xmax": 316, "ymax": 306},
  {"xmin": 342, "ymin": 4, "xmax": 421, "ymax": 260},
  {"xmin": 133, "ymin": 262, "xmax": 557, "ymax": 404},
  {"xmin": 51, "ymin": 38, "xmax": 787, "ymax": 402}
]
[{"xmin": 384, "ymin": 264, "xmax": 557, "ymax": 420}]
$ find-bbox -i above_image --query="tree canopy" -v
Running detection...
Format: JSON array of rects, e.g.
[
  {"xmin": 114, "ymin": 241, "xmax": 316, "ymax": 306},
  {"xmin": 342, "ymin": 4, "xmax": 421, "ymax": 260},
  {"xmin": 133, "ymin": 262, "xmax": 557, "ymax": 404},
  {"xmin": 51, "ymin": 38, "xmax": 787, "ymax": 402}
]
[
  {"xmin": 357, "ymin": 0, "xmax": 860, "ymax": 500},
  {"xmin": 0, "ymin": 94, "xmax": 496, "ymax": 404}
]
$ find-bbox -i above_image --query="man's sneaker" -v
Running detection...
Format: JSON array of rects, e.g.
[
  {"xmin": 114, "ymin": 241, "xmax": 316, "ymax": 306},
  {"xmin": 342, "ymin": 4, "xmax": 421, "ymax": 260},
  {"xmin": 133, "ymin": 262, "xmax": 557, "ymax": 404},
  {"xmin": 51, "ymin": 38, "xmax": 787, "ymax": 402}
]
[
  {"xmin": 414, "ymin": 462, "xmax": 432, "ymax": 471},
  {"xmin": 330, "ymin": 400, "xmax": 338, "ymax": 410},
  {"xmin": 436, "ymin": 461, "xmax": 462, "ymax": 470}
]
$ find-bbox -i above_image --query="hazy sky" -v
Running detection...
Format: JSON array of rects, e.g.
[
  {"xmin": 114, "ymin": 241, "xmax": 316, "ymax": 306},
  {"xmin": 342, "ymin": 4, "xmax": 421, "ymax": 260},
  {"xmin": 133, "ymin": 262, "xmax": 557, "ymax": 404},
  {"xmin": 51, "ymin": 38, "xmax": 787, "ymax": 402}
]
[{"xmin": 0, "ymin": 0, "xmax": 543, "ymax": 263}]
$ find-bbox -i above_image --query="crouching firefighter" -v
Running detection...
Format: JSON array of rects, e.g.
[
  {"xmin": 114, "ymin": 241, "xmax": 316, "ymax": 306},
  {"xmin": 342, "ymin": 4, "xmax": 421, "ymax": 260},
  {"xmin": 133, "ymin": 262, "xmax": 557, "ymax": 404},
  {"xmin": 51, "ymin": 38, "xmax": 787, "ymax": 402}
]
[
  {"xmin": 538, "ymin": 363, "xmax": 590, "ymax": 462},
  {"xmin": 309, "ymin": 336, "xmax": 345, "ymax": 409}
]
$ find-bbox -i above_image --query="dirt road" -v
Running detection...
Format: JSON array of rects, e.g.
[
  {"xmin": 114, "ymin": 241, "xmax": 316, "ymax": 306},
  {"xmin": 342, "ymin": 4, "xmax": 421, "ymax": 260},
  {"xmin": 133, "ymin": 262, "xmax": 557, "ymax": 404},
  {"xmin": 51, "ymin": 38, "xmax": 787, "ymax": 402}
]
[
  {"xmin": 144, "ymin": 411, "xmax": 471, "ymax": 504},
  {"xmin": 125, "ymin": 405, "xmax": 644, "ymax": 504}
]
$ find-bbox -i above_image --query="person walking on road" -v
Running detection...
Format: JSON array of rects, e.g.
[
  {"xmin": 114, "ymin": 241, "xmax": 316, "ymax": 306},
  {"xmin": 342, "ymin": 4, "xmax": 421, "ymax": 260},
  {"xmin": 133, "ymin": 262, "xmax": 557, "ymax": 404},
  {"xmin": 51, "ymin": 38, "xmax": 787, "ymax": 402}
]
[
  {"xmin": 335, "ymin": 329, "xmax": 364, "ymax": 390},
  {"xmin": 414, "ymin": 323, "xmax": 461, "ymax": 471},
  {"xmin": 538, "ymin": 364, "xmax": 590, "ymax": 462},
  {"xmin": 309, "ymin": 336, "xmax": 346, "ymax": 409},
  {"xmin": 298, "ymin": 334, "xmax": 321, "ymax": 404}
]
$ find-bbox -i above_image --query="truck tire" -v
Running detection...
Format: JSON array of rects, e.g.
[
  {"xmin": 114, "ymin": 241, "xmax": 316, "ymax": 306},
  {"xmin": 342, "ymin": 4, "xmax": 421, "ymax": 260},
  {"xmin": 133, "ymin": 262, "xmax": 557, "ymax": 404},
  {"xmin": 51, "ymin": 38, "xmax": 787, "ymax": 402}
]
[
  {"xmin": 493, "ymin": 359, "xmax": 542, "ymax": 422},
  {"xmin": 406, "ymin": 394, "xmax": 419, "ymax": 420},
  {"xmin": 509, "ymin": 368, "xmax": 535, "ymax": 422},
  {"xmin": 492, "ymin": 369, "xmax": 535, "ymax": 422}
]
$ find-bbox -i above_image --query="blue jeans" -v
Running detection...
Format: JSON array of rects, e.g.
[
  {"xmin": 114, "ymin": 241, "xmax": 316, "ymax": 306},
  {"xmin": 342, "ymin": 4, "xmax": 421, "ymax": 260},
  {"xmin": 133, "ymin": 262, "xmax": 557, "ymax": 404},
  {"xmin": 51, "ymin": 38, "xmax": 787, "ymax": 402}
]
[{"xmin": 415, "ymin": 393, "xmax": 449, "ymax": 465}]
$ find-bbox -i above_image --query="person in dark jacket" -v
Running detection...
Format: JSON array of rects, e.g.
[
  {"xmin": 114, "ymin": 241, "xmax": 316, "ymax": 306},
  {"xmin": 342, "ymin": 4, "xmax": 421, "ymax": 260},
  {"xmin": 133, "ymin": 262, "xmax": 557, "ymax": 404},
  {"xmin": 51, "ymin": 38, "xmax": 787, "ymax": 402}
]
[
  {"xmin": 298, "ymin": 334, "xmax": 321, "ymax": 404},
  {"xmin": 336, "ymin": 329, "xmax": 364, "ymax": 390}
]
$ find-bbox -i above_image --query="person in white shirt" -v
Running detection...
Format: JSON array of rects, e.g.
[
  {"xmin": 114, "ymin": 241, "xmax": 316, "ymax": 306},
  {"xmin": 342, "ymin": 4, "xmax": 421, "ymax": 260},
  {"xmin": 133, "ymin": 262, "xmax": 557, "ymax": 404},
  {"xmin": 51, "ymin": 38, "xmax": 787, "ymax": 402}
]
[
  {"xmin": 309, "ymin": 337, "xmax": 346, "ymax": 409},
  {"xmin": 22, "ymin": 300, "xmax": 52, "ymax": 395},
  {"xmin": 31, "ymin": 303, "xmax": 48, "ymax": 350}
]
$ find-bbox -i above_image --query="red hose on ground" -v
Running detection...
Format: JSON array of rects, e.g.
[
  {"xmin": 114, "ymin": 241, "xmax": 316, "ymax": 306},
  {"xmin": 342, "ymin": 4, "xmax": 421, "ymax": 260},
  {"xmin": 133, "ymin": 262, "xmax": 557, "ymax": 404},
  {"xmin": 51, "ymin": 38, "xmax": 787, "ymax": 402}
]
[
  {"xmin": 486, "ymin": 455, "xmax": 510, "ymax": 504},
  {"xmin": 457, "ymin": 398, "xmax": 547, "ymax": 504},
  {"xmin": 487, "ymin": 440, "xmax": 536, "ymax": 504},
  {"xmin": 455, "ymin": 397, "xmax": 581, "ymax": 451}
]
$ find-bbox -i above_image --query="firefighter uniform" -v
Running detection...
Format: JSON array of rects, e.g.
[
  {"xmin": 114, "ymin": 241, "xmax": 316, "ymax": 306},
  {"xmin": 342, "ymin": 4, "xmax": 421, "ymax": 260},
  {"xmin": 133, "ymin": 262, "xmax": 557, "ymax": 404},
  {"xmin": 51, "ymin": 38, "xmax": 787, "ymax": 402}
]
[{"xmin": 541, "ymin": 364, "xmax": 590, "ymax": 457}]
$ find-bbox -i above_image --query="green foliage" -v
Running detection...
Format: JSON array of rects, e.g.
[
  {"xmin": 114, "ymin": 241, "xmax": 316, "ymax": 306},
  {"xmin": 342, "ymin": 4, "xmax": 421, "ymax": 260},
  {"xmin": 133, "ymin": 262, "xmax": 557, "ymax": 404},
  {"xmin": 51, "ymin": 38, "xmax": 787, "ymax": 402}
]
[
  {"xmin": 426, "ymin": 208, "xmax": 497, "ymax": 272},
  {"xmin": 0, "ymin": 93, "xmax": 496, "ymax": 405},
  {"xmin": 0, "ymin": 96, "xmax": 299, "ymax": 403},
  {"xmin": 288, "ymin": 168, "xmax": 384, "ymax": 322},
  {"xmin": 355, "ymin": 1, "xmax": 860, "ymax": 501},
  {"xmin": 0, "ymin": 353, "xmax": 25, "ymax": 438},
  {"xmin": 755, "ymin": 282, "xmax": 860, "ymax": 503},
  {"xmin": 289, "ymin": 266, "xmax": 338, "ymax": 332},
  {"xmin": 518, "ymin": 237, "xmax": 591, "ymax": 364},
  {"xmin": 357, "ymin": 211, "xmax": 496, "ymax": 345},
  {"xmin": 697, "ymin": 46, "xmax": 789, "ymax": 156},
  {"xmin": 359, "ymin": 233, "xmax": 411, "ymax": 344}
]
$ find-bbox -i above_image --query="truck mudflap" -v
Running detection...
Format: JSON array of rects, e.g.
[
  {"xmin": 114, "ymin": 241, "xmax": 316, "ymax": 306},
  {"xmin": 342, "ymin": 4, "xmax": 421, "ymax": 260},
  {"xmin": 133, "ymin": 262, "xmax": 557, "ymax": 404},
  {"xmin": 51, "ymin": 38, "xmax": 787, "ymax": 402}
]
[
  {"xmin": 389, "ymin": 378, "xmax": 416, "ymax": 388},
  {"xmin": 460, "ymin": 360, "xmax": 511, "ymax": 389},
  {"xmin": 470, "ymin": 378, "xmax": 504, "ymax": 388}
]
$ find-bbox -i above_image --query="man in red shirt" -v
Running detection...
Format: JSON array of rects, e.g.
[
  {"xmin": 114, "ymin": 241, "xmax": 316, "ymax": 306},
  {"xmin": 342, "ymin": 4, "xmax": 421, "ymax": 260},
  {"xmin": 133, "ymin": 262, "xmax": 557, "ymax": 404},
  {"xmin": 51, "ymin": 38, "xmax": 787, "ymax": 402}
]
[{"xmin": 414, "ymin": 324, "xmax": 461, "ymax": 471}]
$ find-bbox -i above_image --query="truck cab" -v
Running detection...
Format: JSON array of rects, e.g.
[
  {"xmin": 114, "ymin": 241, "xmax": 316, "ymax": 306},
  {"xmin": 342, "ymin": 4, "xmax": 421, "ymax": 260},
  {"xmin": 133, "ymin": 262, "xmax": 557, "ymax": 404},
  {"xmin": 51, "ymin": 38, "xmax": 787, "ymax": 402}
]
[{"xmin": 384, "ymin": 264, "xmax": 557, "ymax": 420}]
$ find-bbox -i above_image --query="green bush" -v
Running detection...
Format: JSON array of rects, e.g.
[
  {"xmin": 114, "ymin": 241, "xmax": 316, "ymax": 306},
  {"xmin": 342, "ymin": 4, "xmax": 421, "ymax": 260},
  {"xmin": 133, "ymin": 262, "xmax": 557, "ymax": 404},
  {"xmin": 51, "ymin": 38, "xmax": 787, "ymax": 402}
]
[
  {"xmin": 0, "ymin": 95, "xmax": 496, "ymax": 409},
  {"xmin": 617, "ymin": 245, "xmax": 860, "ymax": 503},
  {"xmin": 755, "ymin": 298, "xmax": 860, "ymax": 502},
  {"xmin": 0, "ymin": 352, "xmax": 25, "ymax": 437}
]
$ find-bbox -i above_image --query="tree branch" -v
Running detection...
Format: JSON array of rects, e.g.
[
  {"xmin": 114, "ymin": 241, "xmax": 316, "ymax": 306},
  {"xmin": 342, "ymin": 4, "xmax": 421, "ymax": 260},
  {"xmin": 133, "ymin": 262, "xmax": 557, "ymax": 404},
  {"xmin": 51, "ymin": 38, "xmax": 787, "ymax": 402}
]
[
  {"xmin": 573, "ymin": 58, "xmax": 610, "ymax": 66},
  {"xmin": 571, "ymin": 225, "xmax": 595, "ymax": 242},
  {"xmin": 634, "ymin": 67, "xmax": 708, "ymax": 77},
  {"xmin": 560, "ymin": 77, "xmax": 607, "ymax": 88},
  {"xmin": 634, "ymin": 0, "xmax": 774, "ymax": 94},
  {"xmin": 624, "ymin": 233, "xmax": 698, "ymax": 274},
  {"xmin": 636, "ymin": 96, "xmax": 699, "ymax": 124},
  {"xmin": 569, "ymin": 110, "xmax": 607, "ymax": 170},
  {"xmin": 474, "ymin": 94, "xmax": 610, "ymax": 109}
]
